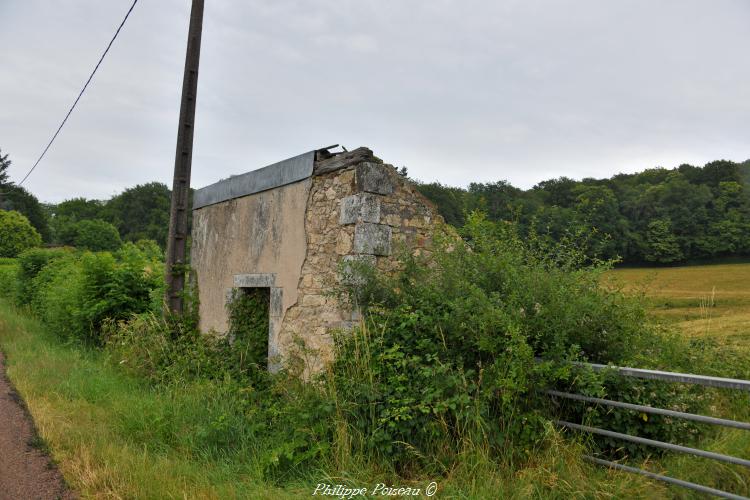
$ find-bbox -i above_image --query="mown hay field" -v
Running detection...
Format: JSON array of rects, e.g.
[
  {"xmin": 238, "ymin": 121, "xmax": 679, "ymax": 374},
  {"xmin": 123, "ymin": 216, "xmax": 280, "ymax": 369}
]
[{"xmin": 607, "ymin": 263, "xmax": 750, "ymax": 350}]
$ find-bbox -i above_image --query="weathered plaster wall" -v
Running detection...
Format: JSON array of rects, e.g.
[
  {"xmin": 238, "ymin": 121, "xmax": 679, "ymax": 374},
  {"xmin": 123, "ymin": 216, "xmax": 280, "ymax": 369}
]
[{"xmin": 191, "ymin": 178, "xmax": 311, "ymax": 340}]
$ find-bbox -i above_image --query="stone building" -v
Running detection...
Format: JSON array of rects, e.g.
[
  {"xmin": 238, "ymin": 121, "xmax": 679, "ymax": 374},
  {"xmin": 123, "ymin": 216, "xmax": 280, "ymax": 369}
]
[{"xmin": 191, "ymin": 146, "xmax": 443, "ymax": 372}]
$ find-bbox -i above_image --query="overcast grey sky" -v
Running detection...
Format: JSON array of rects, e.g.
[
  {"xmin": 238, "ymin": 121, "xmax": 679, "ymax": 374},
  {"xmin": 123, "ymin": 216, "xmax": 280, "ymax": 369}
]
[{"xmin": 1, "ymin": 1, "xmax": 749, "ymax": 203}]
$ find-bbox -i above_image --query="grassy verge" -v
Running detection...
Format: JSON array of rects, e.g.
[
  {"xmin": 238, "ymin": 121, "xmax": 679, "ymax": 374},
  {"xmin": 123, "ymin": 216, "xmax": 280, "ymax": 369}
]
[{"xmin": 0, "ymin": 300, "xmax": 306, "ymax": 499}]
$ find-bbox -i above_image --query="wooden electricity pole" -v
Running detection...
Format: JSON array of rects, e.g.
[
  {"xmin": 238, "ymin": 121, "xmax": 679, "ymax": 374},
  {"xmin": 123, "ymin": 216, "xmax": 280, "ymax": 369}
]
[{"xmin": 165, "ymin": 0, "xmax": 204, "ymax": 315}]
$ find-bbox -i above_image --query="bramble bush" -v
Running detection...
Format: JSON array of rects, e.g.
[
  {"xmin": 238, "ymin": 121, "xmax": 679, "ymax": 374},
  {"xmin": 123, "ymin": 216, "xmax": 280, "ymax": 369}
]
[{"xmin": 330, "ymin": 212, "xmax": 706, "ymax": 467}]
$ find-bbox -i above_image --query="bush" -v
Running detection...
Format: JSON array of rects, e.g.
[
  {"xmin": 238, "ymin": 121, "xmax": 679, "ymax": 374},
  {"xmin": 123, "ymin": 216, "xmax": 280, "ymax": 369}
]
[
  {"xmin": 0, "ymin": 257, "xmax": 18, "ymax": 300},
  {"xmin": 103, "ymin": 311, "xmax": 334, "ymax": 478},
  {"xmin": 16, "ymin": 247, "xmax": 72, "ymax": 305},
  {"xmin": 25, "ymin": 243, "xmax": 163, "ymax": 344},
  {"xmin": 0, "ymin": 210, "xmax": 42, "ymax": 257},
  {"xmin": 330, "ymin": 213, "xmax": 701, "ymax": 467}
]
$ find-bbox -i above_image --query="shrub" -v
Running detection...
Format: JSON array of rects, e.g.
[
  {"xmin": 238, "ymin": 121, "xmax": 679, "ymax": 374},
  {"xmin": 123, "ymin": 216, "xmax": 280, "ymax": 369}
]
[
  {"xmin": 25, "ymin": 243, "xmax": 163, "ymax": 344},
  {"xmin": 0, "ymin": 210, "xmax": 42, "ymax": 257},
  {"xmin": 330, "ymin": 212, "xmax": 701, "ymax": 467},
  {"xmin": 0, "ymin": 257, "xmax": 18, "ymax": 300},
  {"xmin": 15, "ymin": 247, "xmax": 72, "ymax": 305},
  {"xmin": 227, "ymin": 288, "xmax": 270, "ymax": 371}
]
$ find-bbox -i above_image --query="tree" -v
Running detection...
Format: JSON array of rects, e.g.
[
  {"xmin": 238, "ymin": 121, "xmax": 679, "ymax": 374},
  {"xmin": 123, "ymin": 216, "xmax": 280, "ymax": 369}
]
[
  {"xmin": 415, "ymin": 182, "xmax": 468, "ymax": 226},
  {"xmin": 72, "ymin": 219, "xmax": 122, "ymax": 252},
  {"xmin": 0, "ymin": 148, "xmax": 10, "ymax": 185},
  {"xmin": 571, "ymin": 185, "xmax": 629, "ymax": 259},
  {"xmin": 0, "ymin": 210, "xmax": 42, "ymax": 257},
  {"xmin": 48, "ymin": 197, "xmax": 106, "ymax": 245},
  {"xmin": 0, "ymin": 185, "xmax": 51, "ymax": 242},
  {"xmin": 644, "ymin": 219, "xmax": 683, "ymax": 264},
  {"xmin": 533, "ymin": 177, "xmax": 579, "ymax": 207},
  {"xmin": 104, "ymin": 182, "xmax": 172, "ymax": 247},
  {"xmin": 53, "ymin": 197, "xmax": 106, "ymax": 221},
  {"xmin": 467, "ymin": 181, "xmax": 523, "ymax": 221}
]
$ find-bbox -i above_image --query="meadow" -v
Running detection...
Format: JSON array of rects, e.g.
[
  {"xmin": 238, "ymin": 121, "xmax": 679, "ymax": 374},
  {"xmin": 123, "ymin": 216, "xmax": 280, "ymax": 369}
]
[{"xmin": 608, "ymin": 262, "xmax": 750, "ymax": 349}]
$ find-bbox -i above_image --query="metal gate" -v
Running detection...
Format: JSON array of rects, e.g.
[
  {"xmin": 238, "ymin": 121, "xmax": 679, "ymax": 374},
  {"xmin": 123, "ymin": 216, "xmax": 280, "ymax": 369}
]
[{"xmin": 546, "ymin": 362, "xmax": 750, "ymax": 499}]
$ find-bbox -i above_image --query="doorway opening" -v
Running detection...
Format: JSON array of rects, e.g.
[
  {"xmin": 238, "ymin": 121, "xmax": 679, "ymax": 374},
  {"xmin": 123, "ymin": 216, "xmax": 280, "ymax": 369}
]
[{"xmin": 227, "ymin": 287, "xmax": 270, "ymax": 371}]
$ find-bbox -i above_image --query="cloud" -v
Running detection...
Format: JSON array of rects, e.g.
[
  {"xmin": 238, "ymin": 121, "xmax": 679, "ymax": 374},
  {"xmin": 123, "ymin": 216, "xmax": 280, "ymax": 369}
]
[{"xmin": 0, "ymin": 0, "xmax": 748, "ymax": 202}]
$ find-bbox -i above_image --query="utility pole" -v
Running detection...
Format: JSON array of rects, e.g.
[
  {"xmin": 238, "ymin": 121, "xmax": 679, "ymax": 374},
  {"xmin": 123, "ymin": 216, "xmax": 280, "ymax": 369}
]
[{"xmin": 165, "ymin": 0, "xmax": 204, "ymax": 315}]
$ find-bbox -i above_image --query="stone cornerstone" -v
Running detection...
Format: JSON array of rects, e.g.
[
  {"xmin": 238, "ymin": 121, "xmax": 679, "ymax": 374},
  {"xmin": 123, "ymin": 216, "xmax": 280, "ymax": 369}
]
[{"xmin": 191, "ymin": 146, "xmax": 443, "ymax": 372}]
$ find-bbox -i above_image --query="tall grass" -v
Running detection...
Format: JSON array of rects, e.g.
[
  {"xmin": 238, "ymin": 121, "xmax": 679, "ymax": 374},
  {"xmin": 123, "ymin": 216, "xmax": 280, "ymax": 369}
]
[{"xmin": 0, "ymin": 300, "xmax": 304, "ymax": 499}]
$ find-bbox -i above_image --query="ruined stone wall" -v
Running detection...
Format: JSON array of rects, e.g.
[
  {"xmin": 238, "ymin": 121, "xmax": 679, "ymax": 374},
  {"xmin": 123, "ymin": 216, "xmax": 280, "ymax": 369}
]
[{"xmin": 277, "ymin": 155, "xmax": 443, "ymax": 371}]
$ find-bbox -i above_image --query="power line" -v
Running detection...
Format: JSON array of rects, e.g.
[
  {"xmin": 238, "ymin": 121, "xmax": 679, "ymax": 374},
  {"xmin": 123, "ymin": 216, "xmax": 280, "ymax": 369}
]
[{"xmin": 15, "ymin": 0, "xmax": 140, "ymax": 188}]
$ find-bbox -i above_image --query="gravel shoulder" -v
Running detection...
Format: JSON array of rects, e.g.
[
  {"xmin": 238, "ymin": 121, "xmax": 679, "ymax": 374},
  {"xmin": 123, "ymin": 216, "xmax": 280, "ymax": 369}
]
[{"xmin": 0, "ymin": 351, "xmax": 74, "ymax": 500}]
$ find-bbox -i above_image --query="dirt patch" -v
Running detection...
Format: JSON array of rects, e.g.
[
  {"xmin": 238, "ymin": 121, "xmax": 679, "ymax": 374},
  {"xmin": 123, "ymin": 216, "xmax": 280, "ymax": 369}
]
[{"xmin": 0, "ymin": 351, "xmax": 75, "ymax": 500}]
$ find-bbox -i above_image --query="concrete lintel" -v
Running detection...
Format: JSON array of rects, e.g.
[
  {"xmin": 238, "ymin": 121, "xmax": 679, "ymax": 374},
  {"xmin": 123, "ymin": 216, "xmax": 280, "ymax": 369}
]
[
  {"xmin": 233, "ymin": 273, "xmax": 276, "ymax": 287},
  {"xmin": 194, "ymin": 150, "xmax": 315, "ymax": 209}
]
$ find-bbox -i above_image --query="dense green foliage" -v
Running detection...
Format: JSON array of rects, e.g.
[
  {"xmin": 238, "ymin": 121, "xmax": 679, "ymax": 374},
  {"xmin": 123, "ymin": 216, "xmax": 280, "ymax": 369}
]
[
  {"xmin": 0, "ymin": 147, "xmax": 9, "ymax": 185},
  {"xmin": 227, "ymin": 288, "xmax": 271, "ymax": 371},
  {"xmin": 0, "ymin": 257, "xmax": 18, "ymax": 300},
  {"xmin": 47, "ymin": 183, "xmax": 175, "ymax": 248},
  {"xmin": 15, "ymin": 242, "xmax": 163, "ymax": 345},
  {"xmin": 0, "ymin": 148, "xmax": 51, "ymax": 241},
  {"xmin": 0, "ymin": 148, "xmax": 178, "ymax": 248},
  {"xmin": 69, "ymin": 219, "xmax": 122, "ymax": 251},
  {"xmin": 0, "ymin": 210, "xmax": 42, "ymax": 257},
  {"xmin": 106, "ymin": 182, "xmax": 174, "ymax": 247},
  {"xmin": 416, "ymin": 159, "xmax": 750, "ymax": 264},
  {"xmin": 332, "ymin": 214, "xmax": 708, "ymax": 465},
  {"xmin": 0, "ymin": 185, "xmax": 51, "ymax": 241}
]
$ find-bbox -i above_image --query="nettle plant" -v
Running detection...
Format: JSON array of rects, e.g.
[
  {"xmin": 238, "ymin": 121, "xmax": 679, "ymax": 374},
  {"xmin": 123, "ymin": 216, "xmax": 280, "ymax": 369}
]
[{"xmin": 330, "ymin": 212, "xmax": 704, "ymax": 468}]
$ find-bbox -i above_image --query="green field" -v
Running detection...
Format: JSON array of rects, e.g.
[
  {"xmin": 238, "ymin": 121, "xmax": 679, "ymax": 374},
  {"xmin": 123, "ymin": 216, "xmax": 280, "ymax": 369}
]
[{"xmin": 608, "ymin": 263, "xmax": 750, "ymax": 349}]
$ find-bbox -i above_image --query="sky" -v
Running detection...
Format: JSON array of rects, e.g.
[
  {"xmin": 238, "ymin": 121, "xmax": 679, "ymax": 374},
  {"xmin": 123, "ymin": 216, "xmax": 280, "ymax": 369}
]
[{"xmin": 1, "ymin": 0, "xmax": 749, "ymax": 203}]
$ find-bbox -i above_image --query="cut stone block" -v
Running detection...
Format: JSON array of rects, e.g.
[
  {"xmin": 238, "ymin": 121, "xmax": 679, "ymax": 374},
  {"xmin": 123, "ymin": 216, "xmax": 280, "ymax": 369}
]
[
  {"xmin": 339, "ymin": 193, "xmax": 381, "ymax": 225},
  {"xmin": 356, "ymin": 162, "xmax": 393, "ymax": 195},
  {"xmin": 353, "ymin": 223, "xmax": 392, "ymax": 255}
]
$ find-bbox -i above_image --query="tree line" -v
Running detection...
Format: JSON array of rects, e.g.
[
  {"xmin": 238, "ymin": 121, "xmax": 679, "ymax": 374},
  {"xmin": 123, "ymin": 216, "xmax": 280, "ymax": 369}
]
[
  {"xmin": 415, "ymin": 158, "xmax": 750, "ymax": 264},
  {"xmin": 1, "ymin": 147, "xmax": 186, "ymax": 252}
]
